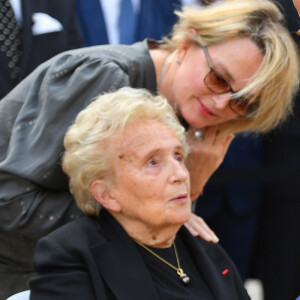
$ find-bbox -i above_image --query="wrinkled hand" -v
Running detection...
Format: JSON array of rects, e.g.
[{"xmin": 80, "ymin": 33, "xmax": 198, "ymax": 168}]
[
  {"xmin": 185, "ymin": 126, "xmax": 234, "ymax": 199},
  {"xmin": 185, "ymin": 213, "xmax": 219, "ymax": 243}
]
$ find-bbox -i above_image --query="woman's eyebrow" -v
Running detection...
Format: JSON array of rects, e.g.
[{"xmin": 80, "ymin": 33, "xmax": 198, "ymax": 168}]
[{"xmin": 142, "ymin": 144, "xmax": 184, "ymax": 157}]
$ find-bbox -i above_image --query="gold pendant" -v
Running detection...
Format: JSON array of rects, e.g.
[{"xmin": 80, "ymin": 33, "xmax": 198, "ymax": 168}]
[{"xmin": 177, "ymin": 268, "xmax": 190, "ymax": 285}]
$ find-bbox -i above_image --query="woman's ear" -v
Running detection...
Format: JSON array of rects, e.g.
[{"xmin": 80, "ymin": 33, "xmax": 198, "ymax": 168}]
[
  {"xmin": 90, "ymin": 179, "xmax": 121, "ymax": 212},
  {"xmin": 187, "ymin": 28, "xmax": 198, "ymax": 36},
  {"xmin": 177, "ymin": 29, "xmax": 198, "ymax": 63}
]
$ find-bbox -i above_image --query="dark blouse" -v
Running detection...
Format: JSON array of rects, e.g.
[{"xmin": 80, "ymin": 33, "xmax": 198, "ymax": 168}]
[{"xmin": 135, "ymin": 235, "xmax": 214, "ymax": 300}]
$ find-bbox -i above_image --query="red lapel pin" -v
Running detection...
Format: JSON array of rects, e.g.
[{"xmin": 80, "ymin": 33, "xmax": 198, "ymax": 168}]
[{"xmin": 222, "ymin": 269, "xmax": 229, "ymax": 275}]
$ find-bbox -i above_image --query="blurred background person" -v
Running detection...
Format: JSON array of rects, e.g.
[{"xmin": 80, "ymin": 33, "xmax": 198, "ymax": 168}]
[
  {"xmin": 0, "ymin": 0, "xmax": 82, "ymax": 99},
  {"xmin": 251, "ymin": 1, "xmax": 300, "ymax": 299},
  {"xmin": 75, "ymin": 0, "xmax": 215, "ymax": 47},
  {"xmin": 76, "ymin": 0, "xmax": 179, "ymax": 46}
]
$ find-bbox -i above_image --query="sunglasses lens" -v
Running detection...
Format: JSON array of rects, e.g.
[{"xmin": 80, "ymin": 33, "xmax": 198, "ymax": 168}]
[
  {"xmin": 229, "ymin": 97, "xmax": 258, "ymax": 117},
  {"xmin": 205, "ymin": 71, "xmax": 230, "ymax": 94}
]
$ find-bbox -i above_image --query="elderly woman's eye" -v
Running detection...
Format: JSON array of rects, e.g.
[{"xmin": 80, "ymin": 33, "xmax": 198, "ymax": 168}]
[
  {"xmin": 175, "ymin": 153, "xmax": 184, "ymax": 162},
  {"xmin": 148, "ymin": 159, "xmax": 158, "ymax": 166}
]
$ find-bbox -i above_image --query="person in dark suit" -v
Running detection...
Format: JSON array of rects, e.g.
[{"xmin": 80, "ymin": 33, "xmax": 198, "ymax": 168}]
[
  {"xmin": 76, "ymin": 0, "xmax": 181, "ymax": 46},
  {"xmin": 195, "ymin": 134, "xmax": 262, "ymax": 281},
  {"xmin": 75, "ymin": 0, "xmax": 216, "ymax": 47},
  {"xmin": 30, "ymin": 88, "xmax": 250, "ymax": 299},
  {"xmin": 251, "ymin": 1, "xmax": 300, "ymax": 299},
  {"xmin": 0, "ymin": 0, "xmax": 82, "ymax": 99}
]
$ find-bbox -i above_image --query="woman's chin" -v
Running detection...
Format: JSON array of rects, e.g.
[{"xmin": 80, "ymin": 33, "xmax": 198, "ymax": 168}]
[{"xmin": 168, "ymin": 210, "xmax": 192, "ymax": 226}]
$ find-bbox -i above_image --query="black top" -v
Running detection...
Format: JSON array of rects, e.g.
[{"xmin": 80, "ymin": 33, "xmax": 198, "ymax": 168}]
[
  {"xmin": 136, "ymin": 235, "xmax": 214, "ymax": 300},
  {"xmin": 30, "ymin": 210, "xmax": 250, "ymax": 299}
]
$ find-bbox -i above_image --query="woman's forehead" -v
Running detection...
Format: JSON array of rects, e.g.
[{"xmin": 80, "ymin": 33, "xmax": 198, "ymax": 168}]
[
  {"xmin": 116, "ymin": 121, "xmax": 181, "ymax": 159},
  {"xmin": 207, "ymin": 38, "xmax": 263, "ymax": 85}
]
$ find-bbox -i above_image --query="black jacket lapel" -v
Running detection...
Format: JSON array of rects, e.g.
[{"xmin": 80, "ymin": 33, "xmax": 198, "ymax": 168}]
[
  {"xmin": 91, "ymin": 210, "xmax": 159, "ymax": 300},
  {"xmin": 179, "ymin": 227, "xmax": 250, "ymax": 300}
]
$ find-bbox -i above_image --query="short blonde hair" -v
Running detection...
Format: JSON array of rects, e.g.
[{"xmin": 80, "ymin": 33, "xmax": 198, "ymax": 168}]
[
  {"xmin": 62, "ymin": 88, "xmax": 187, "ymax": 215},
  {"xmin": 163, "ymin": 0, "xmax": 300, "ymax": 134}
]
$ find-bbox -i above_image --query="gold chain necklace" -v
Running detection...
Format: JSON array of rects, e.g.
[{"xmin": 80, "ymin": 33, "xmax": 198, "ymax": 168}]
[{"xmin": 136, "ymin": 241, "xmax": 190, "ymax": 285}]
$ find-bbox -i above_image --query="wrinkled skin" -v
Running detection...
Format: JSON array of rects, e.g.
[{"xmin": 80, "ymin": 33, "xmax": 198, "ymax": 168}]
[{"xmin": 92, "ymin": 120, "xmax": 191, "ymax": 248}]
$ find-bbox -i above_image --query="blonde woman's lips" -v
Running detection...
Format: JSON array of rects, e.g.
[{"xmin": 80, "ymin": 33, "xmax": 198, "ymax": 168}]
[{"xmin": 197, "ymin": 99, "xmax": 216, "ymax": 118}]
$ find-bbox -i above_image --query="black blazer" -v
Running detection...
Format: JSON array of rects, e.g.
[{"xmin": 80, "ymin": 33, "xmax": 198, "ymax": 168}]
[
  {"xmin": 0, "ymin": 0, "xmax": 82, "ymax": 98},
  {"xmin": 30, "ymin": 210, "xmax": 250, "ymax": 300}
]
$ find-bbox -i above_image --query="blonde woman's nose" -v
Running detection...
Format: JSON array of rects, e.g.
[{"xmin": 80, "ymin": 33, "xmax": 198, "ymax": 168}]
[{"xmin": 211, "ymin": 93, "xmax": 232, "ymax": 110}]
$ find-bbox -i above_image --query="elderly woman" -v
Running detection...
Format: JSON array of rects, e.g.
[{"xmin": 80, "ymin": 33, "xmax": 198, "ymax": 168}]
[
  {"xmin": 0, "ymin": 0, "xmax": 299, "ymax": 295},
  {"xmin": 29, "ymin": 88, "xmax": 250, "ymax": 299}
]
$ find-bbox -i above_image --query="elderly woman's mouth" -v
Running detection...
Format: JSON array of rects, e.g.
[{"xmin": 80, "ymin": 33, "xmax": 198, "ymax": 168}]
[
  {"xmin": 170, "ymin": 194, "xmax": 189, "ymax": 202},
  {"xmin": 196, "ymin": 99, "xmax": 216, "ymax": 118}
]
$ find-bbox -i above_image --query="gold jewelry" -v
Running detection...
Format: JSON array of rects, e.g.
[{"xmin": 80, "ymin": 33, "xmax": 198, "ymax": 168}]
[{"xmin": 136, "ymin": 241, "xmax": 190, "ymax": 285}]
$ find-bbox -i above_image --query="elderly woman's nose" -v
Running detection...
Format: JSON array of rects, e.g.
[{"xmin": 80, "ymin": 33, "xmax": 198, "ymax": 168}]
[{"xmin": 169, "ymin": 159, "xmax": 188, "ymax": 182}]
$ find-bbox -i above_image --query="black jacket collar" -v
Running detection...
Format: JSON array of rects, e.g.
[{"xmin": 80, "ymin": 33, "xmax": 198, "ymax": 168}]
[
  {"xmin": 89, "ymin": 210, "xmax": 249, "ymax": 300},
  {"xmin": 90, "ymin": 210, "xmax": 159, "ymax": 300}
]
